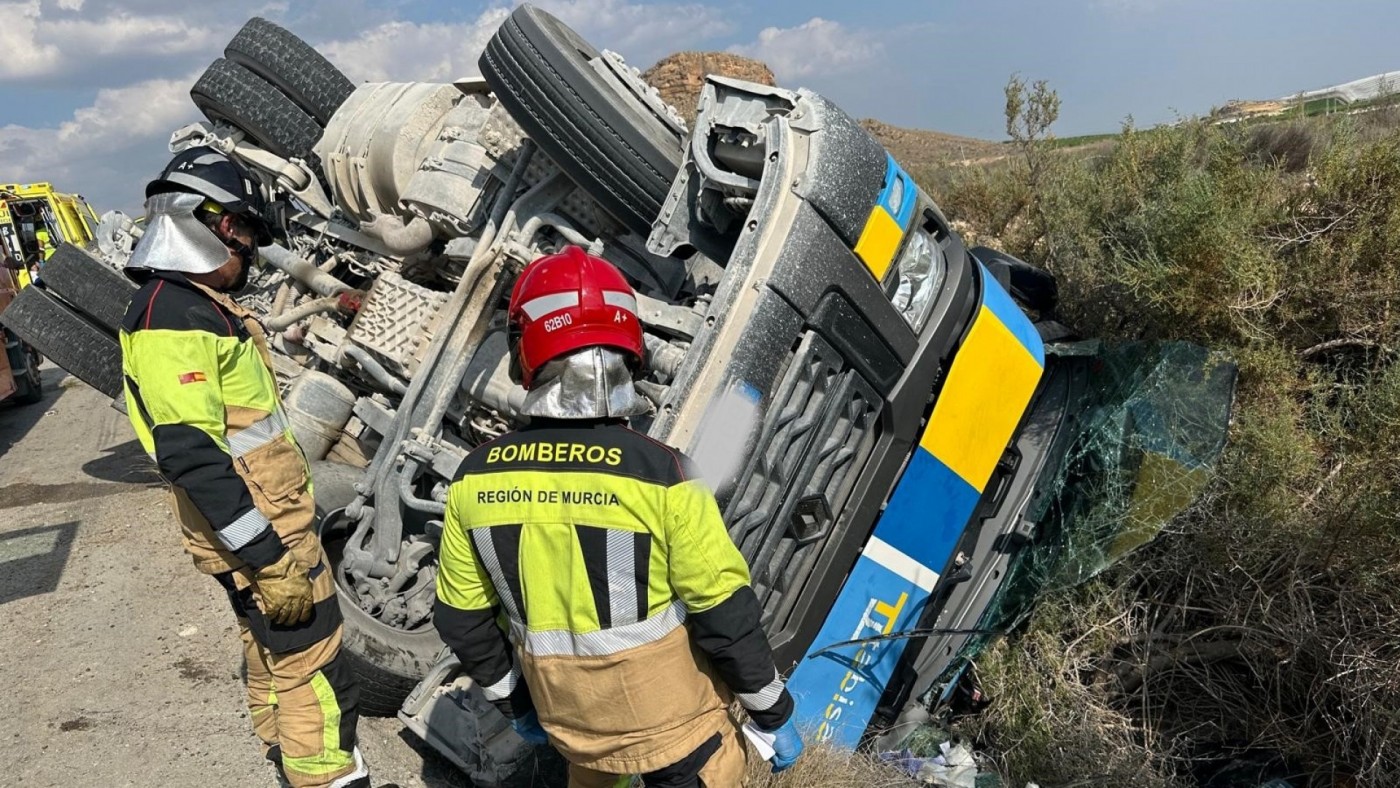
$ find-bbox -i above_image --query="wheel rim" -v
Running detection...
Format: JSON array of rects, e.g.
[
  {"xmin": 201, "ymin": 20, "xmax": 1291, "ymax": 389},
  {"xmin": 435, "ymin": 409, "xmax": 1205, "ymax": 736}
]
[
  {"xmin": 318, "ymin": 506, "xmax": 437, "ymax": 636},
  {"xmin": 26, "ymin": 350, "xmax": 41, "ymax": 390}
]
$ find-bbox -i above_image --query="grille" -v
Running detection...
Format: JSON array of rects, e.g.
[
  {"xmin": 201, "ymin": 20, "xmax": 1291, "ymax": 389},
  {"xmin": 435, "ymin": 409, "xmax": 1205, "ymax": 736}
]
[
  {"xmin": 346, "ymin": 271, "xmax": 449, "ymax": 377},
  {"xmin": 724, "ymin": 331, "xmax": 882, "ymax": 627}
]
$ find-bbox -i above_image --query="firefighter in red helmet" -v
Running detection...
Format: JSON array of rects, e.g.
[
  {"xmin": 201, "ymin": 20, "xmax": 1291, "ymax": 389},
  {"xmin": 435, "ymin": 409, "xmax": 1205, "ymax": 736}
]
[{"xmin": 434, "ymin": 246, "xmax": 804, "ymax": 786}]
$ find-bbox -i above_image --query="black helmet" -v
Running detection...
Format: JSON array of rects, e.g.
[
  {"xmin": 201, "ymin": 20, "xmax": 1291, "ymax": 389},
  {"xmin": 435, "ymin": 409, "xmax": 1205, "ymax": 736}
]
[{"xmin": 146, "ymin": 147, "xmax": 273, "ymax": 244}]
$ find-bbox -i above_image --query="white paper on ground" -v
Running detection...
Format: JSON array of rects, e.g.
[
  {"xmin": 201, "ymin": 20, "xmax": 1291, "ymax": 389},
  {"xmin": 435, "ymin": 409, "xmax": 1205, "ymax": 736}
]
[{"xmin": 740, "ymin": 721, "xmax": 777, "ymax": 761}]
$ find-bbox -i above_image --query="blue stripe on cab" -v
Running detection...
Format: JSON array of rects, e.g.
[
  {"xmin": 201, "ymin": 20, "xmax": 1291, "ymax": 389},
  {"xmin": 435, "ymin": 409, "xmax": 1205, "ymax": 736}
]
[
  {"xmin": 789, "ymin": 448, "xmax": 976, "ymax": 745},
  {"xmin": 977, "ymin": 263, "xmax": 1045, "ymax": 366},
  {"xmin": 872, "ymin": 448, "xmax": 979, "ymax": 565}
]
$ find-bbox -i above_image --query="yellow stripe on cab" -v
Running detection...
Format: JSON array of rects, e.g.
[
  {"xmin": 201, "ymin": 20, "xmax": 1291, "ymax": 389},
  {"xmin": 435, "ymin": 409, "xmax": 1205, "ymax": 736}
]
[
  {"xmin": 920, "ymin": 304, "xmax": 1044, "ymax": 490},
  {"xmin": 854, "ymin": 205, "xmax": 903, "ymax": 280}
]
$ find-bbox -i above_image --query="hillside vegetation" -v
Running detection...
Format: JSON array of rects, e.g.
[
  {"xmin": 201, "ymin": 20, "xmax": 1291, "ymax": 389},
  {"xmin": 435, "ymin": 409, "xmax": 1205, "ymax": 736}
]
[{"xmin": 915, "ymin": 79, "xmax": 1400, "ymax": 787}]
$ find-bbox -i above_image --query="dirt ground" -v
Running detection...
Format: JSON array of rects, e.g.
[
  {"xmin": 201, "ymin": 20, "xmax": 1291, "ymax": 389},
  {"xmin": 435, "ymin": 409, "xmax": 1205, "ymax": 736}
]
[{"xmin": 0, "ymin": 364, "xmax": 555, "ymax": 787}]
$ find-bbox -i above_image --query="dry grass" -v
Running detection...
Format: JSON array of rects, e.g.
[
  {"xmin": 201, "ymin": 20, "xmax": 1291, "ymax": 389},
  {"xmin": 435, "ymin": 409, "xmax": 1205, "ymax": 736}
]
[
  {"xmin": 922, "ymin": 99, "xmax": 1400, "ymax": 787},
  {"xmin": 742, "ymin": 741, "xmax": 919, "ymax": 788}
]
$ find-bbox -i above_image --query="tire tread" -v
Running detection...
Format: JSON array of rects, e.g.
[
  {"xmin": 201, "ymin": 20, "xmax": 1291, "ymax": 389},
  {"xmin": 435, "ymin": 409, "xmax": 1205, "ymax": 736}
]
[
  {"xmin": 39, "ymin": 244, "xmax": 136, "ymax": 334},
  {"xmin": 191, "ymin": 58, "xmax": 323, "ymax": 167},
  {"xmin": 1, "ymin": 287, "xmax": 121, "ymax": 399},
  {"xmin": 225, "ymin": 18, "xmax": 355, "ymax": 126},
  {"xmin": 480, "ymin": 7, "xmax": 681, "ymax": 235}
]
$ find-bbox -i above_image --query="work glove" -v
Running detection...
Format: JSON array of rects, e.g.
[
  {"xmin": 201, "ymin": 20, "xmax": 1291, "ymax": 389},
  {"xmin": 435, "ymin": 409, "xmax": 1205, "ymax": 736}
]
[
  {"xmin": 764, "ymin": 718, "xmax": 804, "ymax": 773},
  {"xmin": 252, "ymin": 550, "xmax": 314, "ymax": 626},
  {"xmin": 511, "ymin": 709, "xmax": 549, "ymax": 746}
]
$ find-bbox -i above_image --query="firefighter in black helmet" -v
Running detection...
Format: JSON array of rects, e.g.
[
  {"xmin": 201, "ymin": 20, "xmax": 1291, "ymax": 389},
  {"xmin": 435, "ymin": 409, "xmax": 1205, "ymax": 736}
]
[{"xmin": 118, "ymin": 147, "xmax": 379, "ymax": 788}]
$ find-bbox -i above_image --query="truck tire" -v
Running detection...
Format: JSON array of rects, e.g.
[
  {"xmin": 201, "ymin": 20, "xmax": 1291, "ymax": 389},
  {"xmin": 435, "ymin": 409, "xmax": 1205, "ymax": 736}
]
[
  {"xmin": 38, "ymin": 244, "xmax": 136, "ymax": 334},
  {"xmin": 225, "ymin": 18, "xmax": 355, "ymax": 127},
  {"xmin": 311, "ymin": 461, "xmax": 442, "ymax": 716},
  {"xmin": 480, "ymin": 4, "xmax": 684, "ymax": 236},
  {"xmin": 191, "ymin": 58, "xmax": 324, "ymax": 168},
  {"xmin": 0, "ymin": 286, "xmax": 122, "ymax": 399}
]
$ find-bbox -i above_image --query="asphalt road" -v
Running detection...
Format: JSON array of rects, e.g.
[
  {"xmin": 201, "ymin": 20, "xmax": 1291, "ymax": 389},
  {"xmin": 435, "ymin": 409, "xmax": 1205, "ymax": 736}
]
[{"xmin": 0, "ymin": 365, "xmax": 552, "ymax": 787}]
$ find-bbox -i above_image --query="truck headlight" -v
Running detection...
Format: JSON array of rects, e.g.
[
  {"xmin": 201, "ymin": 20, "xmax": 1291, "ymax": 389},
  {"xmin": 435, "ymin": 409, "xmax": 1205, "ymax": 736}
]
[{"xmin": 886, "ymin": 223, "xmax": 946, "ymax": 332}]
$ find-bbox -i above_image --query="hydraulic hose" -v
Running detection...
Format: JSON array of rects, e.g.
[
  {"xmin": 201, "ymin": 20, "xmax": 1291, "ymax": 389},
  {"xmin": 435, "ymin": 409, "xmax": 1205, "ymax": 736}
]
[{"xmin": 264, "ymin": 296, "xmax": 341, "ymax": 332}]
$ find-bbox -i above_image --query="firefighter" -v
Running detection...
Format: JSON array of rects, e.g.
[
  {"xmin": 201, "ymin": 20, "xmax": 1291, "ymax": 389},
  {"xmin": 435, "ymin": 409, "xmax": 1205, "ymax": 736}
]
[
  {"xmin": 435, "ymin": 247, "xmax": 805, "ymax": 787},
  {"xmin": 34, "ymin": 227, "xmax": 55, "ymax": 261},
  {"xmin": 118, "ymin": 147, "xmax": 378, "ymax": 788}
]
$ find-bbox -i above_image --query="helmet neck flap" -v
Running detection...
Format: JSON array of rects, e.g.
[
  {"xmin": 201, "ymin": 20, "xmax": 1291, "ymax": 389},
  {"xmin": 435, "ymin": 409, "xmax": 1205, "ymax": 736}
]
[
  {"xmin": 520, "ymin": 346, "xmax": 651, "ymax": 420},
  {"xmin": 124, "ymin": 191, "xmax": 233, "ymax": 276}
]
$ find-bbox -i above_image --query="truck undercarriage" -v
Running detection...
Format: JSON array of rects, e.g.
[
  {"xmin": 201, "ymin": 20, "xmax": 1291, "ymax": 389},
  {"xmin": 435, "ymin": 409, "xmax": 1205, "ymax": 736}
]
[{"xmin": 0, "ymin": 7, "xmax": 1237, "ymax": 785}]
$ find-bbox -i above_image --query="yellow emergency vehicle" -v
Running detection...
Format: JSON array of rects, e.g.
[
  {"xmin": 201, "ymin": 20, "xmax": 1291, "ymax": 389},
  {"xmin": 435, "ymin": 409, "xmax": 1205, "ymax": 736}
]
[{"xmin": 0, "ymin": 182, "xmax": 100, "ymax": 287}]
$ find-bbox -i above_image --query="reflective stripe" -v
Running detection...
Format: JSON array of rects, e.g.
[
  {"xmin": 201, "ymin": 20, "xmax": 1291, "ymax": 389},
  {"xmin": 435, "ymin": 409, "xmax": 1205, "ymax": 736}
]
[
  {"xmin": 481, "ymin": 666, "xmax": 520, "ymax": 701},
  {"xmin": 227, "ymin": 409, "xmax": 290, "ymax": 458},
  {"xmin": 519, "ymin": 291, "xmax": 580, "ymax": 320},
  {"xmin": 602, "ymin": 290, "xmax": 637, "ymax": 315},
  {"xmin": 161, "ymin": 171, "xmax": 244, "ymax": 208},
  {"xmin": 862, "ymin": 535, "xmax": 939, "ymax": 593},
  {"xmin": 219, "ymin": 508, "xmax": 272, "ymax": 551},
  {"xmin": 737, "ymin": 669, "xmax": 786, "ymax": 712},
  {"xmin": 326, "ymin": 748, "xmax": 368, "ymax": 788},
  {"xmin": 471, "ymin": 529, "xmax": 521, "ymax": 621},
  {"xmin": 518, "ymin": 599, "xmax": 686, "ymax": 657},
  {"xmin": 606, "ymin": 529, "xmax": 639, "ymax": 627},
  {"xmin": 282, "ymin": 671, "xmax": 355, "ymax": 777}
]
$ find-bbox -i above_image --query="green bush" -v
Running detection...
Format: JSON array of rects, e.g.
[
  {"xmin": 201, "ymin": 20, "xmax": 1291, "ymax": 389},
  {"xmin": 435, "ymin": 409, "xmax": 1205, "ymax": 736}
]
[{"xmin": 932, "ymin": 89, "xmax": 1400, "ymax": 786}]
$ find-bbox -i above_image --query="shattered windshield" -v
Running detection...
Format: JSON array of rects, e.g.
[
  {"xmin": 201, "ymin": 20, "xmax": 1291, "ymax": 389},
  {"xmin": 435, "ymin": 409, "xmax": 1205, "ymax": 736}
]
[{"xmin": 953, "ymin": 340, "xmax": 1238, "ymax": 681}]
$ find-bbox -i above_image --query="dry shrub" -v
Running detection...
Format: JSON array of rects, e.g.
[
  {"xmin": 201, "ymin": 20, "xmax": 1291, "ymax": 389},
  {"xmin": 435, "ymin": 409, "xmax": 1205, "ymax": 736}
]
[
  {"xmin": 1246, "ymin": 122, "xmax": 1325, "ymax": 172},
  {"xmin": 956, "ymin": 583, "xmax": 1185, "ymax": 788},
  {"xmin": 925, "ymin": 106, "xmax": 1400, "ymax": 786},
  {"xmin": 743, "ymin": 741, "xmax": 918, "ymax": 788}
]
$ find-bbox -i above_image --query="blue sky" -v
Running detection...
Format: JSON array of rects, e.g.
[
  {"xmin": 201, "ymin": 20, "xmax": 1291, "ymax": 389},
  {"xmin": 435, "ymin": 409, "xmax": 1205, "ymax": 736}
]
[{"xmin": 3, "ymin": 0, "xmax": 1399, "ymax": 213}]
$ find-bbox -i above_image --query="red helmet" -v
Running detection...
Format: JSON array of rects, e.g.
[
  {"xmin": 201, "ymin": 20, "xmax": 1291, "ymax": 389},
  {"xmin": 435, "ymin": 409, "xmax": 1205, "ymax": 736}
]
[{"xmin": 508, "ymin": 246, "xmax": 644, "ymax": 388}]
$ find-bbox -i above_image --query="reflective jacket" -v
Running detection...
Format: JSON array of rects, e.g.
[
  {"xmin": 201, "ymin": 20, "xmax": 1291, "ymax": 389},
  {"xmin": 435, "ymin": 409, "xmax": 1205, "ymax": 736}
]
[
  {"xmin": 435, "ymin": 419, "xmax": 794, "ymax": 774},
  {"xmin": 120, "ymin": 272, "xmax": 314, "ymax": 576}
]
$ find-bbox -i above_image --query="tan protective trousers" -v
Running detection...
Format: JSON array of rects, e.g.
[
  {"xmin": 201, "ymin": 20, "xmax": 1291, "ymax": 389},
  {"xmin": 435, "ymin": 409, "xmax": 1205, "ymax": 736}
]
[
  {"xmin": 565, "ymin": 720, "xmax": 749, "ymax": 788},
  {"xmin": 240, "ymin": 617, "xmax": 361, "ymax": 788}
]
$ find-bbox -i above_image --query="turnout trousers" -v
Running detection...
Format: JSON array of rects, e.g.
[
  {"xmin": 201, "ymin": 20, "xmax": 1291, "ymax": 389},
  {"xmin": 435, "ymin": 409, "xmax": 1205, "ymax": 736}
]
[
  {"xmin": 565, "ymin": 721, "xmax": 749, "ymax": 788},
  {"xmin": 213, "ymin": 540, "xmax": 362, "ymax": 788}
]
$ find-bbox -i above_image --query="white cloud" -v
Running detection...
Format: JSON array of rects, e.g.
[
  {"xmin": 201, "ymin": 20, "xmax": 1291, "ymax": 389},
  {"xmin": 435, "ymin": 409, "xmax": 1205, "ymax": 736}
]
[
  {"xmin": 0, "ymin": 0, "xmax": 222, "ymax": 80},
  {"xmin": 0, "ymin": 73, "xmax": 200, "ymax": 212},
  {"xmin": 0, "ymin": 2, "xmax": 61, "ymax": 78},
  {"xmin": 45, "ymin": 13, "xmax": 221, "ymax": 57},
  {"xmin": 728, "ymin": 17, "xmax": 881, "ymax": 81},
  {"xmin": 535, "ymin": 0, "xmax": 732, "ymax": 64},
  {"xmin": 320, "ymin": 0, "xmax": 731, "ymax": 83},
  {"xmin": 320, "ymin": 9, "xmax": 510, "ymax": 83}
]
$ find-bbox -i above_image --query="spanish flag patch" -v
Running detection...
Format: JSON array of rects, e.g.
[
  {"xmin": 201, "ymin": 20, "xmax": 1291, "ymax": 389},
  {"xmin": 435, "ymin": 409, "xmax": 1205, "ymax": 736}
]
[{"xmin": 178, "ymin": 371, "xmax": 208, "ymax": 385}]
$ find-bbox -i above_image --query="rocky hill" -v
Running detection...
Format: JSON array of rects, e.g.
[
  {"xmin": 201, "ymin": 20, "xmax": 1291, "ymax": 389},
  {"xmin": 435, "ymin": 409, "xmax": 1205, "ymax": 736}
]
[
  {"xmin": 643, "ymin": 52, "xmax": 1003, "ymax": 171},
  {"xmin": 860, "ymin": 118, "xmax": 1003, "ymax": 172},
  {"xmin": 643, "ymin": 52, "xmax": 776, "ymax": 125}
]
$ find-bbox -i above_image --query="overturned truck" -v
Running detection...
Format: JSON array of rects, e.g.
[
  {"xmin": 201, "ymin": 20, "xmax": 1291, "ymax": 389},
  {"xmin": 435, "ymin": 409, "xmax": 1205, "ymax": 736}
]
[{"xmin": 4, "ymin": 7, "xmax": 1233, "ymax": 784}]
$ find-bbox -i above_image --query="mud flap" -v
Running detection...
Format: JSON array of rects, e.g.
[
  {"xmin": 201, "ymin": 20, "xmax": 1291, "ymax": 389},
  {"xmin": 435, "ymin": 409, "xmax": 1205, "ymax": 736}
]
[{"xmin": 397, "ymin": 649, "xmax": 535, "ymax": 787}]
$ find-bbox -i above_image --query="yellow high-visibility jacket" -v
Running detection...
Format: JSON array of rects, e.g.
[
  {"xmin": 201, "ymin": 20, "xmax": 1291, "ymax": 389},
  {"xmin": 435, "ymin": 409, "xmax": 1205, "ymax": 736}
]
[
  {"xmin": 435, "ymin": 420, "xmax": 794, "ymax": 774},
  {"xmin": 120, "ymin": 272, "xmax": 316, "ymax": 577}
]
